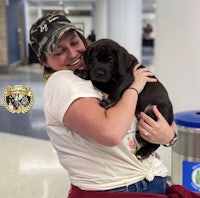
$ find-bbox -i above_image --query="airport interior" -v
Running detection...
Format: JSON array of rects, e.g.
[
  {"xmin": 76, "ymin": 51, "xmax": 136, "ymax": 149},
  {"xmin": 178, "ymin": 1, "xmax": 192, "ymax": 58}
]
[{"xmin": 0, "ymin": 0, "xmax": 200, "ymax": 197}]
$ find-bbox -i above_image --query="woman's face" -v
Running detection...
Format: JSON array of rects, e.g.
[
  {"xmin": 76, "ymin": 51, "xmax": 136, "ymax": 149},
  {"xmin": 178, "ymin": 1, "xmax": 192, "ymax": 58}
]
[{"xmin": 42, "ymin": 30, "xmax": 86, "ymax": 71}]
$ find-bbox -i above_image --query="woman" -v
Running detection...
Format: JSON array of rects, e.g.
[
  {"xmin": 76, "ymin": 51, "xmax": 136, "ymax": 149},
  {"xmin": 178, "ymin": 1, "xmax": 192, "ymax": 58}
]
[{"xmin": 30, "ymin": 11, "xmax": 177, "ymax": 197}]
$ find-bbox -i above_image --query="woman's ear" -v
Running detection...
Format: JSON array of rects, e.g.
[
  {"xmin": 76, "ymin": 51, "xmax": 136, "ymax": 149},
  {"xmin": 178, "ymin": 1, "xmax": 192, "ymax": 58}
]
[
  {"xmin": 38, "ymin": 57, "xmax": 43, "ymax": 64},
  {"xmin": 38, "ymin": 57, "xmax": 42, "ymax": 64},
  {"xmin": 39, "ymin": 57, "xmax": 49, "ymax": 68}
]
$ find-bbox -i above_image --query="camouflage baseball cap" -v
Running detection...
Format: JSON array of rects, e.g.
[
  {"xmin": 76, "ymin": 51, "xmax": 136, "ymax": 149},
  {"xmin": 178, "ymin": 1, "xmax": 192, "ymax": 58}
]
[{"xmin": 30, "ymin": 11, "xmax": 82, "ymax": 57}]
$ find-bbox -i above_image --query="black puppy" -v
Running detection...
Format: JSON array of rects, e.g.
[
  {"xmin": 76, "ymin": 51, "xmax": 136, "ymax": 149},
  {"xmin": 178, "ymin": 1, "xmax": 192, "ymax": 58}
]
[{"xmin": 74, "ymin": 38, "xmax": 173, "ymax": 160}]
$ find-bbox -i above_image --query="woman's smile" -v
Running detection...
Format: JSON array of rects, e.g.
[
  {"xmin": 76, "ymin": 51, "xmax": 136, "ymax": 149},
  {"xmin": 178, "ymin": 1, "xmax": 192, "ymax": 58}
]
[{"xmin": 66, "ymin": 55, "xmax": 85, "ymax": 70}]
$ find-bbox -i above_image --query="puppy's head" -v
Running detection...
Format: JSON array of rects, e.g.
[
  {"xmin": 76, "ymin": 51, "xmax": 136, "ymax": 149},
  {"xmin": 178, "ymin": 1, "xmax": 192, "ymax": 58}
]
[{"xmin": 84, "ymin": 39, "xmax": 138, "ymax": 83}]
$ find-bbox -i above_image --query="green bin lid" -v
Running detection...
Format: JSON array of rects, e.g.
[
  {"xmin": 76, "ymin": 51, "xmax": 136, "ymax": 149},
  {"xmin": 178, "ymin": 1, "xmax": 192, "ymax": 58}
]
[{"xmin": 174, "ymin": 110, "xmax": 200, "ymax": 128}]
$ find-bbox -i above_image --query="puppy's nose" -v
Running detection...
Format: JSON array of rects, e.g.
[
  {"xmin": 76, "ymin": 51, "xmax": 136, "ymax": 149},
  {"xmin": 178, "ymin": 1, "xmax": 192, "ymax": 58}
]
[{"xmin": 96, "ymin": 69, "xmax": 105, "ymax": 77}]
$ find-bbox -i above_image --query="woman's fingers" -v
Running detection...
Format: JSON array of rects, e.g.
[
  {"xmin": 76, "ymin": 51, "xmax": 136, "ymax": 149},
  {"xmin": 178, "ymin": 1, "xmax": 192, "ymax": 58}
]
[
  {"xmin": 152, "ymin": 105, "xmax": 165, "ymax": 121},
  {"xmin": 133, "ymin": 63, "xmax": 141, "ymax": 71}
]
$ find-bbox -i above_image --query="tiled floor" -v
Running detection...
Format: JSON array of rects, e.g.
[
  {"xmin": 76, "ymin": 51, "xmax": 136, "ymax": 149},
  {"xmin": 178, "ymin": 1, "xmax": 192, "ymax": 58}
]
[{"xmin": 0, "ymin": 64, "xmax": 70, "ymax": 198}]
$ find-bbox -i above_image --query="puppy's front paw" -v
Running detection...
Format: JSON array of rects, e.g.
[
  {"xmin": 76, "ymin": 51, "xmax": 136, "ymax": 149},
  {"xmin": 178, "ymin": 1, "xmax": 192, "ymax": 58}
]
[
  {"xmin": 100, "ymin": 99, "xmax": 109, "ymax": 109},
  {"xmin": 100, "ymin": 99, "xmax": 117, "ymax": 109}
]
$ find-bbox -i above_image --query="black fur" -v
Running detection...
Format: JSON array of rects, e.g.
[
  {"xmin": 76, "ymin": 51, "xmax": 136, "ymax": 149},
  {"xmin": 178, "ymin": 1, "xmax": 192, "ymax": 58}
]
[{"xmin": 74, "ymin": 39, "xmax": 173, "ymax": 160}]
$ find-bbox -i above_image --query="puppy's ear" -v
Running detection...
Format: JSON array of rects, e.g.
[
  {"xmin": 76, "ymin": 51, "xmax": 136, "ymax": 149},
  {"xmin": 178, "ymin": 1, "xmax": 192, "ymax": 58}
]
[
  {"xmin": 117, "ymin": 47, "xmax": 138, "ymax": 75},
  {"xmin": 84, "ymin": 45, "xmax": 94, "ymax": 69}
]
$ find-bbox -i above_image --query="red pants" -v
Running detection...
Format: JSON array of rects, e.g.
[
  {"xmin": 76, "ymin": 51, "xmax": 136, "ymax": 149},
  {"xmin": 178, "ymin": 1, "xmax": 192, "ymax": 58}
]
[{"xmin": 68, "ymin": 185, "xmax": 200, "ymax": 198}]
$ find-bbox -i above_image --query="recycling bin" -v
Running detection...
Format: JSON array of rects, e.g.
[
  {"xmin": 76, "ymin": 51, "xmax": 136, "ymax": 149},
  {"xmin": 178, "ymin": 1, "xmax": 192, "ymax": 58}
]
[{"xmin": 171, "ymin": 110, "xmax": 200, "ymax": 193}]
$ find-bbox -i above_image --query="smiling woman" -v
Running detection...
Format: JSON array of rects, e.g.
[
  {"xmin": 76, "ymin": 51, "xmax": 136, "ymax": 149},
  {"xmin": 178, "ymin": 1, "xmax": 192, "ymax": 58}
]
[{"xmin": 29, "ymin": 11, "xmax": 89, "ymax": 81}]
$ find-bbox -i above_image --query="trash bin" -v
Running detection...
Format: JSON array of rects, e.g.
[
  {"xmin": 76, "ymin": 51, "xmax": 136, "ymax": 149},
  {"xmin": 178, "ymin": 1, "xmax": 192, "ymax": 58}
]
[{"xmin": 171, "ymin": 110, "xmax": 200, "ymax": 193}]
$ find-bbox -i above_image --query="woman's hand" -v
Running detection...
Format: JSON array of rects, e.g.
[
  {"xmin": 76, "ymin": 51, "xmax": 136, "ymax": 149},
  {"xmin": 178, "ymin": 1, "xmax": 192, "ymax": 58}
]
[
  {"xmin": 138, "ymin": 105, "xmax": 177, "ymax": 145},
  {"xmin": 130, "ymin": 64, "xmax": 157, "ymax": 94}
]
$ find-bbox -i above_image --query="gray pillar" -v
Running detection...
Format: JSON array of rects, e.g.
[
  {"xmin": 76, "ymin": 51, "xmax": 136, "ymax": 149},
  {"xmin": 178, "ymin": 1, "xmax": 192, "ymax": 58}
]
[
  {"xmin": 95, "ymin": 0, "xmax": 142, "ymax": 61},
  {"xmin": 107, "ymin": 0, "xmax": 142, "ymax": 60}
]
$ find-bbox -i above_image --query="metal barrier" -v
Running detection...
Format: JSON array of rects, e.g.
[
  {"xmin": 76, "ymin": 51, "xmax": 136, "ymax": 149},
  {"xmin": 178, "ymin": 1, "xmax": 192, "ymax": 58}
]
[{"xmin": 172, "ymin": 110, "xmax": 200, "ymax": 193}]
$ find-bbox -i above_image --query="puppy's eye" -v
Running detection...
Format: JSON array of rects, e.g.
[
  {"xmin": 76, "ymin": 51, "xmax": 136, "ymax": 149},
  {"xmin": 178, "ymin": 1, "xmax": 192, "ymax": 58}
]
[
  {"xmin": 108, "ymin": 60, "xmax": 114, "ymax": 64},
  {"xmin": 93, "ymin": 57, "xmax": 98, "ymax": 62},
  {"xmin": 108, "ymin": 57, "xmax": 114, "ymax": 64}
]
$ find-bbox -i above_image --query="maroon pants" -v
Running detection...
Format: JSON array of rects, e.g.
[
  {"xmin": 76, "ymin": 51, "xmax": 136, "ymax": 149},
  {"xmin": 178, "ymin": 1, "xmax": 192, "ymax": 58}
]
[{"xmin": 68, "ymin": 185, "xmax": 200, "ymax": 198}]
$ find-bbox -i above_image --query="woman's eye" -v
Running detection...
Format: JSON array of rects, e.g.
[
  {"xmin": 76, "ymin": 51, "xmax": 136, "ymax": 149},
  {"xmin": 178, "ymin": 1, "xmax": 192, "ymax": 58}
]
[
  {"xmin": 71, "ymin": 39, "xmax": 79, "ymax": 46},
  {"xmin": 53, "ymin": 49, "xmax": 63, "ymax": 56}
]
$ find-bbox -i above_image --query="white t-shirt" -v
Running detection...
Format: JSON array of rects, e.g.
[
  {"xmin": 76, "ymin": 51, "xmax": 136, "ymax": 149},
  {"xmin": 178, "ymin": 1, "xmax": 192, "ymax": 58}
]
[{"xmin": 44, "ymin": 70, "xmax": 168, "ymax": 191}]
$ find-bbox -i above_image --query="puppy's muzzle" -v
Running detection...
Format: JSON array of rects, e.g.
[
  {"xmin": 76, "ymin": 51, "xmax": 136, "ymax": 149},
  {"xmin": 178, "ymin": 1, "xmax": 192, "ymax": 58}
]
[{"xmin": 91, "ymin": 69, "xmax": 110, "ymax": 82}]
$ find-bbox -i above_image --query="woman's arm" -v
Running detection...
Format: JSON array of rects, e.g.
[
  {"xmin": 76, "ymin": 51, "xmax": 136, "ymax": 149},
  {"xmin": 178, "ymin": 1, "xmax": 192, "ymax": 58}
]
[
  {"xmin": 63, "ymin": 66, "xmax": 157, "ymax": 146},
  {"xmin": 138, "ymin": 105, "xmax": 177, "ymax": 145}
]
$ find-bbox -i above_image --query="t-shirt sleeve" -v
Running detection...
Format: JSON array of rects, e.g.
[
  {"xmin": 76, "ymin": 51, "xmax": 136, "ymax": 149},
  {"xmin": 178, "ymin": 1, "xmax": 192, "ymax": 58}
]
[{"xmin": 44, "ymin": 71, "xmax": 102, "ymax": 124}]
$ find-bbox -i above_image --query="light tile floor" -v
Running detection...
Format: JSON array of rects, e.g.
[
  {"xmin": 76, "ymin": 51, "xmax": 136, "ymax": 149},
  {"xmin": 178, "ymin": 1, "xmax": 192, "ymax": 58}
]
[{"xmin": 0, "ymin": 64, "xmax": 70, "ymax": 198}]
